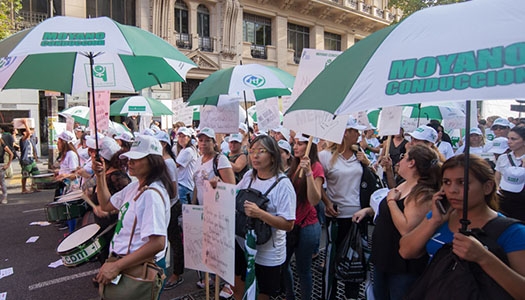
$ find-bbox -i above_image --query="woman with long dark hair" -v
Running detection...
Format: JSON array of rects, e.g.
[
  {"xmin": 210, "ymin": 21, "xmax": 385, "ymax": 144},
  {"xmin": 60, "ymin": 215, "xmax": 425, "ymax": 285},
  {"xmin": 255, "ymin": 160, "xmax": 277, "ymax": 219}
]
[
  {"xmin": 283, "ymin": 133, "xmax": 324, "ymax": 300},
  {"xmin": 93, "ymin": 134, "xmax": 175, "ymax": 299}
]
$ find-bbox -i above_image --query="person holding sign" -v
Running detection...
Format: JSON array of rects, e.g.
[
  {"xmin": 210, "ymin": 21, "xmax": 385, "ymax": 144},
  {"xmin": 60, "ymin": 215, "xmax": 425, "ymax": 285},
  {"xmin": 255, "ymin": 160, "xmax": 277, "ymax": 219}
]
[
  {"xmin": 233, "ymin": 135, "xmax": 296, "ymax": 300},
  {"xmin": 282, "ymin": 133, "xmax": 324, "ymax": 300}
]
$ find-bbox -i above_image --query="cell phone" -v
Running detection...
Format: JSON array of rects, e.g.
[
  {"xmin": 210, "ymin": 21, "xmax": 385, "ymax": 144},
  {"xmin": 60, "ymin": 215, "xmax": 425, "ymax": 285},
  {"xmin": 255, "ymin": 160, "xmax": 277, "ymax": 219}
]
[
  {"xmin": 333, "ymin": 204, "xmax": 338, "ymax": 212},
  {"xmin": 436, "ymin": 195, "xmax": 450, "ymax": 214}
]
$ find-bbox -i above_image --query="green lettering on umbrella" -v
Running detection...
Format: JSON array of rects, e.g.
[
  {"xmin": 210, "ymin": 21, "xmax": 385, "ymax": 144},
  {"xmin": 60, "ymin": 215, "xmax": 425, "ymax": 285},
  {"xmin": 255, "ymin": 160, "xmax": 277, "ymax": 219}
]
[{"xmin": 129, "ymin": 106, "xmax": 146, "ymax": 112}]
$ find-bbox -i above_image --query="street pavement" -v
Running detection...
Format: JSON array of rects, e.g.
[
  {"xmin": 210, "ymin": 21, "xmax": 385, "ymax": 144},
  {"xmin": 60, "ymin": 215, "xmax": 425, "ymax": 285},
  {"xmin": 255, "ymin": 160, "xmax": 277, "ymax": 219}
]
[
  {"xmin": 0, "ymin": 159, "xmax": 203, "ymax": 300},
  {"xmin": 0, "ymin": 159, "xmax": 331, "ymax": 300}
]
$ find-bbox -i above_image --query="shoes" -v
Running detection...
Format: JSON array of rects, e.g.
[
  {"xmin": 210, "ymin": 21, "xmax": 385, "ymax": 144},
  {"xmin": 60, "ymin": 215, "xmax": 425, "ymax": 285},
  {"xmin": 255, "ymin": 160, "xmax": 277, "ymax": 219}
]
[
  {"xmin": 1, "ymin": 198, "xmax": 7, "ymax": 204},
  {"xmin": 219, "ymin": 284, "xmax": 234, "ymax": 299},
  {"xmin": 57, "ymin": 225, "xmax": 69, "ymax": 231},
  {"xmin": 164, "ymin": 277, "xmax": 184, "ymax": 290},
  {"xmin": 196, "ymin": 279, "xmax": 214, "ymax": 289}
]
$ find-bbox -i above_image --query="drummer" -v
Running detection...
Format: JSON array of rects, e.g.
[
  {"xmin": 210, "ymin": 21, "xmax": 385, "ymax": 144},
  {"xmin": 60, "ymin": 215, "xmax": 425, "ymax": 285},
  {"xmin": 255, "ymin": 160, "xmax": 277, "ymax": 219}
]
[
  {"xmin": 86, "ymin": 136, "xmax": 130, "ymax": 264},
  {"xmin": 93, "ymin": 134, "xmax": 174, "ymax": 292}
]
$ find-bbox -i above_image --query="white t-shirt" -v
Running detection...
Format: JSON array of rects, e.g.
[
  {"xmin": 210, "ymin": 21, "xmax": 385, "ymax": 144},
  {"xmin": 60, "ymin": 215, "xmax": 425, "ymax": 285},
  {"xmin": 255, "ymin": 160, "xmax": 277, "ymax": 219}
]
[
  {"xmin": 319, "ymin": 150, "xmax": 363, "ymax": 218},
  {"xmin": 454, "ymin": 144, "xmax": 491, "ymax": 156},
  {"xmin": 165, "ymin": 157, "xmax": 179, "ymax": 206},
  {"xmin": 59, "ymin": 150, "xmax": 79, "ymax": 175},
  {"xmin": 110, "ymin": 181, "xmax": 170, "ymax": 261},
  {"xmin": 236, "ymin": 170, "xmax": 296, "ymax": 266},
  {"xmin": 176, "ymin": 146, "xmax": 198, "ymax": 191},
  {"xmin": 193, "ymin": 153, "xmax": 232, "ymax": 205},
  {"xmin": 496, "ymin": 152, "xmax": 525, "ymax": 172},
  {"xmin": 437, "ymin": 141, "xmax": 455, "ymax": 160}
]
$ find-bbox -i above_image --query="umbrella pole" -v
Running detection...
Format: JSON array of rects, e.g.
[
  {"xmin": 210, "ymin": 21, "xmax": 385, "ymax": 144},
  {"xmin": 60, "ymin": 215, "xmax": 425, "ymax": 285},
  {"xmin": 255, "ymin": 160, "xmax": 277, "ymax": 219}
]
[
  {"xmin": 88, "ymin": 52, "xmax": 101, "ymax": 159},
  {"xmin": 460, "ymin": 100, "xmax": 472, "ymax": 234},
  {"xmin": 243, "ymin": 90, "xmax": 251, "ymax": 143}
]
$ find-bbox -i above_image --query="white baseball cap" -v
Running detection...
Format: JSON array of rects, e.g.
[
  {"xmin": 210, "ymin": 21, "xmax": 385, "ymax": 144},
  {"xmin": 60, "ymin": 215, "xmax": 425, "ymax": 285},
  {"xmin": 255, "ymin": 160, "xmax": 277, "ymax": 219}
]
[
  {"xmin": 196, "ymin": 127, "xmax": 215, "ymax": 139},
  {"xmin": 488, "ymin": 137, "xmax": 509, "ymax": 154},
  {"xmin": 346, "ymin": 116, "xmax": 366, "ymax": 131},
  {"xmin": 491, "ymin": 118, "xmax": 511, "ymax": 129},
  {"xmin": 155, "ymin": 131, "xmax": 171, "ymax": 144},
  {"xmin": 278, "ymin": 140, "xmax": 292, "ymax": 154},
  {"xmin": 227, "ymin": 133, "xmax": 243, "ymax": 143},
  {"xmin": 272, "ymin": 126, "xmax": 290, "ymax": 141},
  {"xmin": 58, "ymin": 131, "xmax": 75, "ymax": 143},
  {"xmin": 408, "ymin": 125, "xmax": 438, "ymax": 144},
  {"xmin": 86, "ymin": 136, "xmax": 121, "ymax": 161},
  {"xmin": 114, "ymin": 132, "xmax": 134, "ymax": 143},
  {"xmin": 239, "ymin": 123, "xmax": 248, "ymax": 133},
  {"xmin": 499, "ymin": 166, "xmax": 525, "ymax": 193},
  {"xmin": 142, "ymin": 128, "xmax": 156, "ymax": 136},
  {"xmin": 469, "ymin": 127, "xmax": 483, "ymax": 136},
  {"xmin": 120, "ymin": 134, "xmax": 163, "ymax": 160},
  {"xmin": 295, "ymin": 133, "xmax": 319, "ymax": 144},
  {"xmin": 177, "ymin": 127, "xmax": 192, "ymax": 136}
]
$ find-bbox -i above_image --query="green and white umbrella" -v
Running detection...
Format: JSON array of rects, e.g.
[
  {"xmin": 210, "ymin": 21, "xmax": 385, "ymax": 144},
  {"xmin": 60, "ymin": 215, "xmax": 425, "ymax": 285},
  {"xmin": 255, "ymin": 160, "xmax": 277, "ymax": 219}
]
[
  {"xmin": 110, "ymin": 96, "xmax": 173, "ymax": 116},
  {"xmin": 243, "ymin": 228, "xmax": 258, "ymax": 300},
  {"xmin": 286, "ymin": 0, "xmax": 524, "ymax": 117},
  {"xmin": 187, "ymin": 64, "xmax": 295, "ymax": 106},
  {"xmin": 0, "ymin": 16, "xmax": 196, "ymax": 95},
  {"xmin": 59, "ymin": 106, "xmax": 90, "ymax": 125}
]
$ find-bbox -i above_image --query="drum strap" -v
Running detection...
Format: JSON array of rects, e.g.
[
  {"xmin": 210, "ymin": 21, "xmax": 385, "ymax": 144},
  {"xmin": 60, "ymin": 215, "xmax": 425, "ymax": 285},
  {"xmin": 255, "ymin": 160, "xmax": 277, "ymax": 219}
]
[{"xmin": 126, "ymin": 186, "xmax": 165, "ymax": 256}]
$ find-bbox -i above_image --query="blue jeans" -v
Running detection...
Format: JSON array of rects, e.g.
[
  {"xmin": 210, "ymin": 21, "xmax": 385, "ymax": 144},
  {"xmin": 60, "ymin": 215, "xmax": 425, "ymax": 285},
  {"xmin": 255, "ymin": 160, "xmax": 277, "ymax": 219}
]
[
  {"xmin": 283, "ymin": 222, "xmax": 321, "ymax": 300},
  {"xmin": 373, "ymin": 268, "xmax": 420, "ymax": 300},
  {"xmin": 178, "ymin": 184, "xmax": 192, "ymax": 205}
]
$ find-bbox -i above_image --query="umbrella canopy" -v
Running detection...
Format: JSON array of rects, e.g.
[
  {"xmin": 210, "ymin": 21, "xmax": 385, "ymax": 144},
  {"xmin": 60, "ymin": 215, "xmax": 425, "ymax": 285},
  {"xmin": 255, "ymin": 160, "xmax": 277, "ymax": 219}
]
[
  {"xmin": 59, "ymin": 106, "xmax": 90, "ymax": 125},
  {"xmin": 286, "ymin": 0, "xmax": 525, "ymax": 116},
  {"xmin": 110, "ymin": 96, "xmax": 173, "ymax": 116},
  {"xmin": 0, "ymin": 16, "xmax": 196, "ymax": 94},
  {"xmin": 187, "ymin": 64, "xmax": 295, "ymax": 106},
  {"xmin": 406, "ymin": 104, "xmax": 465, "ymax": 121}
]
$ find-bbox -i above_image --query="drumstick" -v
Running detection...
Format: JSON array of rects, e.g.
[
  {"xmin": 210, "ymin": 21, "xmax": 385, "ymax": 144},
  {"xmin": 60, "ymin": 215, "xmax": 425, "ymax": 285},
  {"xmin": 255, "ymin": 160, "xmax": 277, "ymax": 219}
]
[{"xmin": 80, "ymin": 193, "xmax": 97, "ymax": 209}]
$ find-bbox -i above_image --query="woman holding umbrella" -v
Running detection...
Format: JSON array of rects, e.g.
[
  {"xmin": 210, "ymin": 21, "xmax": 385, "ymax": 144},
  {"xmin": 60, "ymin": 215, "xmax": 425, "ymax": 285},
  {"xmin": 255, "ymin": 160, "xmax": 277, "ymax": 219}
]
[{"xmin": 399, "ymin": 155, "xmax": 525, "ymax": 300}]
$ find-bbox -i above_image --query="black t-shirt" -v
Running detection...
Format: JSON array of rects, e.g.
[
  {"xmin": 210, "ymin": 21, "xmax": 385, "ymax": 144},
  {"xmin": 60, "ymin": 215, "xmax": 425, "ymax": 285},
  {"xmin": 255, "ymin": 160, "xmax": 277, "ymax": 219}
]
[{"xmin": 124, "ymin": 117, "xmax": 139, "ymax": 133}]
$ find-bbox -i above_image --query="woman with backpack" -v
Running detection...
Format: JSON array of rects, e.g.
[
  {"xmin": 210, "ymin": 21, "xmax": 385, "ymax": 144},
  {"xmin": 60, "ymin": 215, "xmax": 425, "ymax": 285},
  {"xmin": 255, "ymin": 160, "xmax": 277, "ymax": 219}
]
[
  {"xmin": 354, "ymin": 144, "xmax": 441, "ymax": 300},
  {"xmin": 232, "ymin": 135, "xmax": 296, "ymax": 300},
  {"xmin": 399, "ymin": 154, "xmax": 525, "ymax": 300},
  {"xmin": 282, "ymin": 133, "xmax": 324, "ymax": 300}
]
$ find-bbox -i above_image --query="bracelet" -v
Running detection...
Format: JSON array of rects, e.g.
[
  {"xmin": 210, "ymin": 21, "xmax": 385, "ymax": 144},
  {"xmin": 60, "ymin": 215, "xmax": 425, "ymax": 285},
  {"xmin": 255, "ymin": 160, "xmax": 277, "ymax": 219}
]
[
  {"xmin": 387, "ymin": 198, "xmax": 397, "ymax": 203},
  {"xmin": 305, "ymin": 172, "xmax": 313, "ymax": 177}
]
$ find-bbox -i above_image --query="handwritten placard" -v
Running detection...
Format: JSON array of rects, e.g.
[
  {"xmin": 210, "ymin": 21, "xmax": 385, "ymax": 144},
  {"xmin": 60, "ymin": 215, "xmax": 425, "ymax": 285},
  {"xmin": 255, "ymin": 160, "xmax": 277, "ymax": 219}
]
[
  {"xmin": 182, "ymin": 204, "xmax": 212, "ymax": 273},
  {"xmin": 202, "ymin": 181, "xmax": 236, "ymax": 285},
  {"xmin": 254, "ymin": 97, "xmax": 281, "ymax": 131},
  {"xmin": 378, "ymin": 106, "xmax": 403, "ymax": 136},
  {"xmin": 200, "ymin": 102, "xmax": 239, "ymax": 133},
  {"xmin": 172, "ymin": 98, "xmax": 194, "ymax": 125}
]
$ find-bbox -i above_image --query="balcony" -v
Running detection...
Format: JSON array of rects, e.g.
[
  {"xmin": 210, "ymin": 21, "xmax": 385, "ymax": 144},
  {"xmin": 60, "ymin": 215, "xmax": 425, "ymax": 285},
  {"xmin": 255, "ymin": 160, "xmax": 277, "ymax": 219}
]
[
  {"xmin": 17, "ymin": 10, "xmax": 48, "ymax": 30},
  {"xmin": 176, "ymin": 33, "xmax": 192, "ymax": 50},
  {"xmin": 250, "ymin": 44, "xmax": 267, "ymax": 59},
  {"xmin": 198, "ymin": 36, "xmax": 214, "ymax": 52}
]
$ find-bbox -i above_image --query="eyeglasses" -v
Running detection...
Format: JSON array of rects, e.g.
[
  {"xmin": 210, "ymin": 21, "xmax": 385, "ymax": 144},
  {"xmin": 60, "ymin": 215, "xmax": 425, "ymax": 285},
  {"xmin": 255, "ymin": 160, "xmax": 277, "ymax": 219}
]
[{"xmin": 248, "ymin": 148, "xmax": 269, "ymax": 155}]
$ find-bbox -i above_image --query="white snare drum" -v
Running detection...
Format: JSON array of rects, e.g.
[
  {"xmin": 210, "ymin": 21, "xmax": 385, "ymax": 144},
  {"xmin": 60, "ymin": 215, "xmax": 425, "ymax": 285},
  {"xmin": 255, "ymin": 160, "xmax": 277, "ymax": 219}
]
[
  {"xmin": 56, "ymin": 223, "xmax": 106, "ymax": 267},
  {"xmin": 55, "ymin": 190, "xmax": 85, "ymax": 203}
]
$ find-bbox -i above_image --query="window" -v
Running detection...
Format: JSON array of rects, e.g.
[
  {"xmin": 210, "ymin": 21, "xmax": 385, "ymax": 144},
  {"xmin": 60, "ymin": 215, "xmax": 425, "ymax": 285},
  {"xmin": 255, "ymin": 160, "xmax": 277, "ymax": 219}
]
[
  {"xmin": 20, "ymin": 0, "xmax": 61, "ymax": 27},
  {"xmin": 288, "ymin": 23, "xmax": 310, "ymax": 64},
  {"xmin": 175, "ymin": 0, "xmax": 191, "ymax": 49},
  {"xmin": 197, "ymin": 5, "xmax": 212, "ymax": 51},
  {"xmin": 86, "ymin": 0, "xmax": 135, "ymax": 25},
  {"xmin": 325, "ymin": 32, "xmax": 341, "ymax": 51},
  {"xmin": 243, "ymin": 13, "xmax": 272, "ymax": 59}
]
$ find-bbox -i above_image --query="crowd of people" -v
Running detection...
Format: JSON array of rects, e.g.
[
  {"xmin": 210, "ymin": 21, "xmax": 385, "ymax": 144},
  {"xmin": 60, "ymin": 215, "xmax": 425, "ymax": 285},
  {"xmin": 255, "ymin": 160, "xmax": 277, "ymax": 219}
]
[{"xmin": 1, "ymin": 112, "xmax": 525, "ymax": 300}]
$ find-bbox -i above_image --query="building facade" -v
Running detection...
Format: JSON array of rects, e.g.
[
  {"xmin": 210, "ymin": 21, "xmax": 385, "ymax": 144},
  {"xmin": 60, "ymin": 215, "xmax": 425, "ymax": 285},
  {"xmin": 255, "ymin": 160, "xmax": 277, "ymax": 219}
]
[{"xmin": 1, "ymin": 0, "xmax": 396, "ymax": 154}]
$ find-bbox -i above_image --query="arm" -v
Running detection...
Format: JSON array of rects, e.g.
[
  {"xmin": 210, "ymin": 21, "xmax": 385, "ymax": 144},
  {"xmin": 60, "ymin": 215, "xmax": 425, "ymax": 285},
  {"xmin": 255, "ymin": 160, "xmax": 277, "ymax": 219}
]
[
  {"xmin": 495, "ymin": 171, "xmax": 502, "ymax": 186},
  {"xmin": 244, "ymin": 201, "xmax": 294, "ymax": 231},
  {"xmin": 388, "ymin": 191, "xmax": 432, "ymax": 235},
  {"xmin": 322, "ymin": 188, "xmax": 339, "ymax": 217},
  {"xmin": 2, "ymin": 145, "xmax": 13, "ymax": 169},
  {"xmin": 92, "ymin": 159, "xmax": 117, "ymax": 212},
  {"xmin": 218, "ymin": 167, "xmax": 236, "ymax": 185},
  {"xmin": 300, "ymin": 157, "xmax": 323, "ymax": 206},
  {"xmin": 230, "ymin": 154, "xmax": 248, "ymax": 173},
  {"xmin": 22, "ymin": 119, "xmax": 31, "ymax": 141},
  {"xmin": 453, "ymin": 234, "xmax": 525, "ymax": 300},
  {"xmin": 96, "ymin": 235, "xmax": 165, "ymax": 285},
  {"xmin": 352, "ymin": 207, "xmax": 374, "ymax": 223},
  {"xmin": 399, "ymin": 191, "xmax": 448, "ymax": 259},
  {"xmin": 378, "ymin": 155, "xmax": 396, "ymax": 189}
]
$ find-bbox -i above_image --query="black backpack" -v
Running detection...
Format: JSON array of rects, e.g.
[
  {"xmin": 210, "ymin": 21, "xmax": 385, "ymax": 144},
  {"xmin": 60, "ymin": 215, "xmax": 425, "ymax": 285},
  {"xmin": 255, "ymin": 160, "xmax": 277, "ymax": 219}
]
[
  {"xmin": 235, "ymin": 175, "xmax": 286, "ymax": 245},
  {"xmin": 404, "ymin": 216, "xmax": 522, "ymax": 300}
]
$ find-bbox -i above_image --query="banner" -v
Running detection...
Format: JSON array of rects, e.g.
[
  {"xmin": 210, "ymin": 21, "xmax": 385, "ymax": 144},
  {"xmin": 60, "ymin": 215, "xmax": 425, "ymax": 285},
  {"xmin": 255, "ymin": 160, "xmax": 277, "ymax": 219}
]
[{"xmin": 89, "ymin": 90, "xmax": 110, "ymax": 134}]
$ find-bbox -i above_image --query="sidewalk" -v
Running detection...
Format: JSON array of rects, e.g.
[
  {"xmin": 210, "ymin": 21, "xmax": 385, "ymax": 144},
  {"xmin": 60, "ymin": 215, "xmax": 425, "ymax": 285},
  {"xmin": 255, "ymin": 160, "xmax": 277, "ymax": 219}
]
[{"xmin": 5, "ymin": 158, "xmax": 51, "ymax": 191}]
